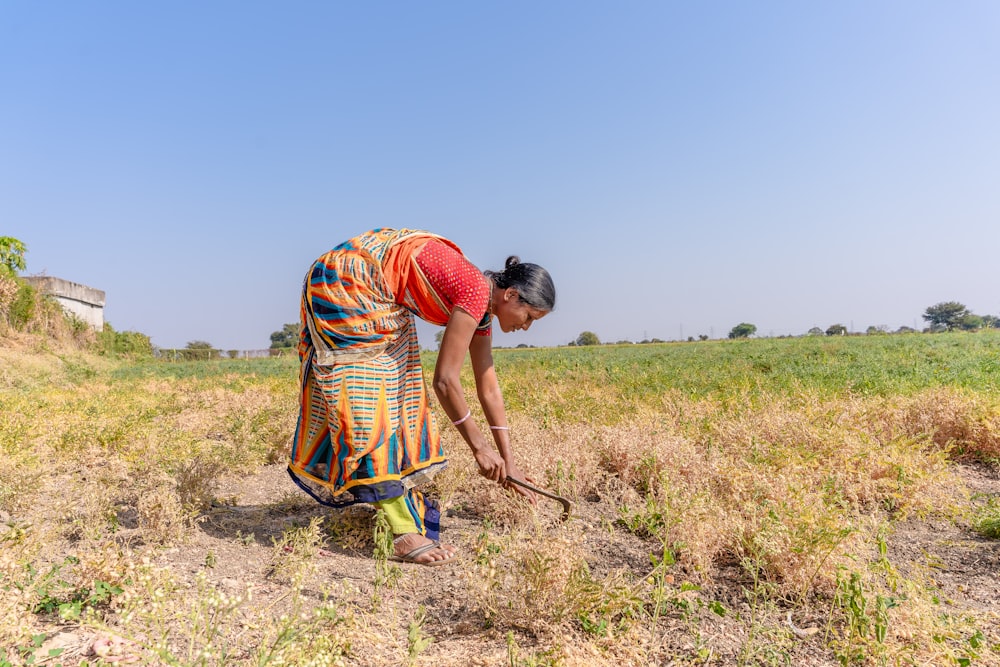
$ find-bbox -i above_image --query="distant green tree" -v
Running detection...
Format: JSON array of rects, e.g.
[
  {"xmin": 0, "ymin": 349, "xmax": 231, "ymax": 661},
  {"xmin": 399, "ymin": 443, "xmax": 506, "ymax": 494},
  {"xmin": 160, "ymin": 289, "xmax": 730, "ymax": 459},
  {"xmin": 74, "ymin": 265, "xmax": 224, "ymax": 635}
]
[
  {"xmin": 434, "ymin": 329, "xmax": 445, "ymax": 350},
  {"xmin": 269, "ymin": 323, "xmax": 299, "ymax": 349},
  {"xmin": 826, "ymin": 324, "xmax": 847, "ymax": 336},
  {"xmin": 0, "ymin": 236, "xmax": 27, "ymax": 276},
  {"xmin": 896, "ymin": 325, "xmax": 917, "ymax": 334},
  {"xmin": 866, "ymin": 325, "xmax": 888, "ymax": 335},
  {"xmin": 728, "ymin": 323, "xmax": 756, "ymax": 339},
  {"xmin": 922, "ymin": 301, "xmax": 970, "ymax": 331},
  {"xmin": 807, "ymin": 327, "xmax": 824, "ymax": 336},
  {"xmin": 956, "ymin": 313, "xmax": 984, "ymax": 331},
  {"xmin": 575, "ymin": 331, "xmax": 600, "ymax": 346}
]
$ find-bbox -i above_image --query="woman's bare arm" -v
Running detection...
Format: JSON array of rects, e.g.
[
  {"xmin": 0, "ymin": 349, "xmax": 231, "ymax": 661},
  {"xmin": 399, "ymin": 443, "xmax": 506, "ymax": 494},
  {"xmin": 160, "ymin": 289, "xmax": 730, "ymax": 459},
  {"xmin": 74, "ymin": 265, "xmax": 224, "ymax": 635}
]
[{"xmin": 434, "ymin": 309, "xmax": 505, "ymax": 481}]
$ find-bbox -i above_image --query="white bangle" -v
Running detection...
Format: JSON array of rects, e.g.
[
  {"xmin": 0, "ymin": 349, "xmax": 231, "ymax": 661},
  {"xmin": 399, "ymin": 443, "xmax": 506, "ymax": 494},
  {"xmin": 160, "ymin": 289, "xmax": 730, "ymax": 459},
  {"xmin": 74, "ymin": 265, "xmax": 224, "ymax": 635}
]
[
  {"xmin": 489, "ymin": 425, "xmax": 509, "ymax": 431},
  {"xmin": 452, "ymin": 410, "xmax": 472, "ymax": 426}
]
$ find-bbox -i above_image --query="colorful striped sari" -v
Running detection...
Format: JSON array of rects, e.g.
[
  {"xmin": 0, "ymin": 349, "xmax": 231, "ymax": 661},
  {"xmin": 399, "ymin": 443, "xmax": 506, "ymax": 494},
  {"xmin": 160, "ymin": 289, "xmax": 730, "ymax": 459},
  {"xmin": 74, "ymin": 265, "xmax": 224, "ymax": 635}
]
[{"xmin": 288, "ymin": 228, "xmax": 458, "ymax": 526}]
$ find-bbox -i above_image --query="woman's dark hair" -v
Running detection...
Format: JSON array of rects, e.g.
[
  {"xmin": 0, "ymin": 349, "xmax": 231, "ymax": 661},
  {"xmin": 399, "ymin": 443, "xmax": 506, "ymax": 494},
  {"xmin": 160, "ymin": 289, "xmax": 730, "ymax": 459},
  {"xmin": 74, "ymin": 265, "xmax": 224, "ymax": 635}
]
[{"xmin": 484, "ymin": 256, "xmax": 556, "ymax": 311}]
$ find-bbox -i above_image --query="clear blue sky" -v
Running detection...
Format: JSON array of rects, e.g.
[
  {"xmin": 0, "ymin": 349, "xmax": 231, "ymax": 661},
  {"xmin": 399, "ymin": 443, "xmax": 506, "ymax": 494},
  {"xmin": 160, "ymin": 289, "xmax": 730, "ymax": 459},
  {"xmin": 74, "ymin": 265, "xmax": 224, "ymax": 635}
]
[{"xmin": 3, "ymin": 2, "xmax": 999, "ymax": 349}]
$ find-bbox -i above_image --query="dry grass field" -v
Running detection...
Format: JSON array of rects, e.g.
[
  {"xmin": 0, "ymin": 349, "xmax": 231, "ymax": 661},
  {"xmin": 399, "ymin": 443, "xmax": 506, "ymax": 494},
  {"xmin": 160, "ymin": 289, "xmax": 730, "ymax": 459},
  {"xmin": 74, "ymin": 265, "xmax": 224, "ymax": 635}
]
[{"xmin": 1, "ymin": 331, "xmax": 999, "ymax": 666}]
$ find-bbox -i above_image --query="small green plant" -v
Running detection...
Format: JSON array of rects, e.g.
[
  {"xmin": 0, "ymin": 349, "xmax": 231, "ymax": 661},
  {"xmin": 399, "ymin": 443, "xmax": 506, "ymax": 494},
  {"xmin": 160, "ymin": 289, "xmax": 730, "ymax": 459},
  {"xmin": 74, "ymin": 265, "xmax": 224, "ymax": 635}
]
[
  {"xmin": 830, "ymin": 567, "xmax": 899, "ymax": 666},
  {"xmin": 546, "ymin": 459, "xmax": 576, "ymax": 496},
  {"xmin": 13, "ymin": 556, "xmax": 123, "ymax": 622},
  {"xmin": 618, "ymin": 493, "xmax": 672, "ymax": 538},
  {"xmin": 406, "ymin": 605, "xmax": 432, "ymax": 665},
  {"xmin": 267, "ymin": 517, "xmax": 326, "ymax": 585},
  {"xmin": 0, "ymin": 632, "xmax": 66, "ymax": 667},
  {"xmin": 506, "ymin": 631, "xmax": 559, "ymax": 667},
  {"xmin": 235, "ymin": 530, "xmax": 257, "ymax": 546},
  {"xmin": 372, "ymin": 509, "xmax": 401, "ymax": 601},
  {"xmin": 972, "ymin": 497, "xmax": 1000, "ymax": 539},
  {"xmin": 959, "ymin": 629, "xmax": 986, "ymax": 666},
  {"xmin": 737, "ymin": 553, "xmax": 793, "ymax": 666},
  {"xmin": 473, "ymin": 520, "xmax": 502, "ymax": 566},
  {"xmin": 257, "ymin": 599, "xmax": 351, "ymax": 667}
]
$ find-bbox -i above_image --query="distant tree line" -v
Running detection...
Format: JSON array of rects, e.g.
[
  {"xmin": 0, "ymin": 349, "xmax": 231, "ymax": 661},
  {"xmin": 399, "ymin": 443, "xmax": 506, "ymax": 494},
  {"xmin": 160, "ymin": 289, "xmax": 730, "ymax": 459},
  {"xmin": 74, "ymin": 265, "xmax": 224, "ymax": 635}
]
[
  {"xmin": 921, "ymin": 301, "xmax": 997, "ymax": 332},
  {"xmin": 265, "ymin": 299, "xmax": 1000, "ymax": 352},
  {"xmin": 563, "ymin": 301, "xmax": 999, "ymax": 347}
]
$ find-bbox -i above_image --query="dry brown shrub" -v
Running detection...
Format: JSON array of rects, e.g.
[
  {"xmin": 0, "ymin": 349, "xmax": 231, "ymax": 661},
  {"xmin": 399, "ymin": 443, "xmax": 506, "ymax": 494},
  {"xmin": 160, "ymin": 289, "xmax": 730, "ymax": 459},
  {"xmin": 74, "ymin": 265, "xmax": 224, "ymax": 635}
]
[
  {"xmin": 0, "ymin": 524, "xmax": 41, "ymax": 650},
  {"xmin": 0, "ymin": 451, "xmax": 42, "ymax": 515},
  {"xmin": 570, "ymin": 392, "xmax": 969, "ymax": 597},
  {"xmin": 592, "ymin": 424, "xmax": 736, "ymax": 573},
  {"xmin": 167, "ymin": 382, "xmax": 297, "ymax": 467},
  {"xmin": 267, "ymin": 516, "xmax": 327, "ymax": 585},
  {"xmin": 325, "ymin": 504, "xmax": 378, "ymax": 551},
  {"xmin": 174, "ymin": 454, "xmax": 224, "ymax": 511},
  {"xmin": 0, "ymin": 274, "xmax": 18, "ymax": 312},
  {"xmin": 894, "ymin": 388, "xmax": 1000, "ymax": 461},
  {"xmin": 423, "ymin": 459, "xmax": 473, "ymax": 515},
  {"xmin": 465, "ymin": 525, "xmax": 589, "ymax": 632},
  {"xmin": 136, "ymin": 474, "xmax": 193, "ymax": 545},
  {"xmin": 74, "ymin": 541, "xmax": 140, "ymax": 605},
  {"xmin": 433, "ymin": 420, "xmax": 607, "ymax": 528},
  {"xmin": 62, "ymin": 452, "xmax": 130, "ymax": 515}
]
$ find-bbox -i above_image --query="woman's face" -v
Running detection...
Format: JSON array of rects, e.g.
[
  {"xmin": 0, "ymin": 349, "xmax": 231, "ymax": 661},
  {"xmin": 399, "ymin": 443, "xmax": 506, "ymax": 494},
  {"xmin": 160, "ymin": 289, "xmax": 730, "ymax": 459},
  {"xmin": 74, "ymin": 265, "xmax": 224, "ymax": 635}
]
[{"xmin": 493, "ymin": 288, "xmax": 549, "ymax": 333}]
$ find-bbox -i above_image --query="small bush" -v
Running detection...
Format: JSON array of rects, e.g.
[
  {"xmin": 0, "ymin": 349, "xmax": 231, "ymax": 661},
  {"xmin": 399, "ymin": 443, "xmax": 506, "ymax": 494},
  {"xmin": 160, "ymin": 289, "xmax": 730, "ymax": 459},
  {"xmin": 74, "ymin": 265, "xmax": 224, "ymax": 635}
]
[
  {"xmin": 96, "ymin": 323, "xmax": 153, "ymax": 357},
  {"xmin": 7, "ymin": 281, "xmax": 37, "ymax": 329},
  {"xmin": 973, "ymin": 498, "xmax": 1000, "ymax": 539}
]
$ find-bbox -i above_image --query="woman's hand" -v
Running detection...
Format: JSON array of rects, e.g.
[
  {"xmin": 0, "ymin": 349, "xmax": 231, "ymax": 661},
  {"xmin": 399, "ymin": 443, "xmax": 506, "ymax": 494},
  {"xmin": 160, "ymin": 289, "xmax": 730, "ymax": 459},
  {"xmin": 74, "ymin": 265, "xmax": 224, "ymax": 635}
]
[
  {"xmin": 503, "ymin": 461, "xmax": 537, "ymax": 505},
  {"xmin": 473, "ymin": 447, "xmax": 506, "ymax": 482}
]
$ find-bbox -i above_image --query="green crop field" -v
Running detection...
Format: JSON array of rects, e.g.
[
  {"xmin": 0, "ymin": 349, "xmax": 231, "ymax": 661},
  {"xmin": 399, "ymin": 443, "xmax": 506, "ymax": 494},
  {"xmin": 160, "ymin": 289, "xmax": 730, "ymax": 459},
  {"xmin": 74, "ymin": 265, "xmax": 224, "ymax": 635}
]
[{"xmin": 1, "ymin": 331, "xmax": 998, "ymax": 665}]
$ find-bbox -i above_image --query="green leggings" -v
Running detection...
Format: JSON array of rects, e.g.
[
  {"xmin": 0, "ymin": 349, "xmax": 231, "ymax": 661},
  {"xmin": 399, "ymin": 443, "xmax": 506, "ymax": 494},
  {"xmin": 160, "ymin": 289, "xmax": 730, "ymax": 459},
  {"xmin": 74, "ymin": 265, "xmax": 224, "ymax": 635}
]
[{"xmin": 373, "ymin": 488, "xmax": 440, "ymax": 540}]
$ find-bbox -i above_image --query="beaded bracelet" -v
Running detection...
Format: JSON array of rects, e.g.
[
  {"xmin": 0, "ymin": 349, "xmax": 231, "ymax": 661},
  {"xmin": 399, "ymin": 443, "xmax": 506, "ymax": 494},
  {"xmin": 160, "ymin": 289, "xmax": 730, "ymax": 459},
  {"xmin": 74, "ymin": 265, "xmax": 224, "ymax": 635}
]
[
  {"xmin": 489, "ymin": 425, "xmax": 509, "ymax": 431},
  {"xmin": 452, "ymin": 410, "xmax": 472, "ymax": 426}
]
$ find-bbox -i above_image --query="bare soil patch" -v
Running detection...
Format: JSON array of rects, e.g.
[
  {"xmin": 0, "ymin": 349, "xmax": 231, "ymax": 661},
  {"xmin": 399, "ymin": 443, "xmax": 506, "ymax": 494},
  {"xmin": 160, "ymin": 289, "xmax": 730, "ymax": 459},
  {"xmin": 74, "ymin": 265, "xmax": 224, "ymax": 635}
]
[{"xmin": 886, "ymin": 463, "xmax": 1000, "ymax": 617}]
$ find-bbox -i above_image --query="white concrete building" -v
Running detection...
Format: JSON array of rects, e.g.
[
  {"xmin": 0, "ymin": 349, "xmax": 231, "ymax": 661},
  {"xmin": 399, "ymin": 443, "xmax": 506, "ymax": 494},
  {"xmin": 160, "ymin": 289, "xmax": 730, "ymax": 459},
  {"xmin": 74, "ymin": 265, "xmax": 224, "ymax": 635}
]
[{"xmin": 23, "ymin": 276, "xmax": 105, "ymax": 331}]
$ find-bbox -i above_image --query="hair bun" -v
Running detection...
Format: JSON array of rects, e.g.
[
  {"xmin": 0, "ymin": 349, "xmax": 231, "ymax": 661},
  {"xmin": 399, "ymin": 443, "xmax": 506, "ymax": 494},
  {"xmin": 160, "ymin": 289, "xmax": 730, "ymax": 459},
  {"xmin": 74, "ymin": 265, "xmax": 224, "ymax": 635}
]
[{"xmin": 486, "ymin": 255, "xmax": 555, "ymax": 311}]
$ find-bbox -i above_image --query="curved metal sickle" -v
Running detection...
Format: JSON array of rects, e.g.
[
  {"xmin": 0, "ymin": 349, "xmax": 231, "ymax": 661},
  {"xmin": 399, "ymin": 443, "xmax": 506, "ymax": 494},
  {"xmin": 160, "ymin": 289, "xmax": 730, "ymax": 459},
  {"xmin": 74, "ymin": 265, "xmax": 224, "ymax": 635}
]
[{"xmin": 506, "ymin": 476, "xmax": 571, "ymax": 522}]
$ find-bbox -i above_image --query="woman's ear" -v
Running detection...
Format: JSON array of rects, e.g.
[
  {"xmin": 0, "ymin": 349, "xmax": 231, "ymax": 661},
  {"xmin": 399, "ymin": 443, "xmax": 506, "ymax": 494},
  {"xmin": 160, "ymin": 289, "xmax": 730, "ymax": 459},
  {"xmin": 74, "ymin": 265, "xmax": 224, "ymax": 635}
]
[{"xmin": 504, "ymin": 287, "xmax": 517, "ymax": 302}]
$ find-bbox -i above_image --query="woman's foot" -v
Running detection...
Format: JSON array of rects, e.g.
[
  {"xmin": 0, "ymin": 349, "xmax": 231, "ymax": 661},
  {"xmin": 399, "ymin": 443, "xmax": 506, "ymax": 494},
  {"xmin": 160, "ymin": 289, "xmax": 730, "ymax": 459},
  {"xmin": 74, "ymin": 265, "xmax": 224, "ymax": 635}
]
[{"xmin": 391, "ymin": 533, "xmax": 457, "ymax": 566}]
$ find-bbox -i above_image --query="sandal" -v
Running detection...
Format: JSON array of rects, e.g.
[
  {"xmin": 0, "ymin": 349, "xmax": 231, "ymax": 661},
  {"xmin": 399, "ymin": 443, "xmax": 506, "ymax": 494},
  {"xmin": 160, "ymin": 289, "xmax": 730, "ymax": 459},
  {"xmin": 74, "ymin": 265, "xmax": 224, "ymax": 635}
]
[{"xmin": 390, "ymin": 541, "xmax": 456, "ymax": 566}]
